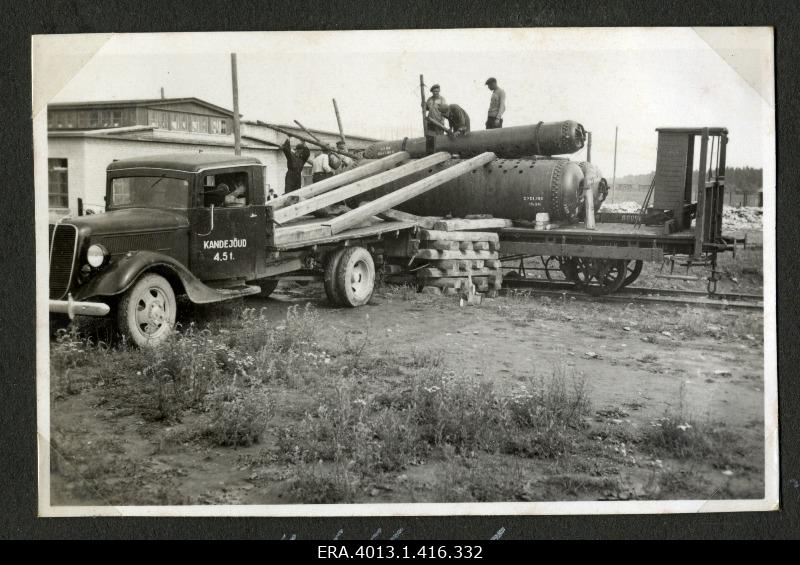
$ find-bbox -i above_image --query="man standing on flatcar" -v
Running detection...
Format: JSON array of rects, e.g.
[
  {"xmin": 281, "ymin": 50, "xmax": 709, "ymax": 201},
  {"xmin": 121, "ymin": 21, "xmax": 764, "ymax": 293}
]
[{"xmin": 485, "ymin": 77, "xmax": 506, "ymax": 129}]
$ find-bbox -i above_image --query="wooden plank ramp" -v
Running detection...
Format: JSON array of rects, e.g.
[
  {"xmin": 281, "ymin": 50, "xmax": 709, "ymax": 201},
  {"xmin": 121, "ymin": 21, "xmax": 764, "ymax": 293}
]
[
  {"xmin": 325, "ymin": 152, "xmax": 497, "ymax": 235},
  {"xmin": 267, "ymin": 151, "xmax": 409, "ymax": 211},
  {"xmin": 272, "ymin": 152, "xmax": 451, "ymax": 224}
]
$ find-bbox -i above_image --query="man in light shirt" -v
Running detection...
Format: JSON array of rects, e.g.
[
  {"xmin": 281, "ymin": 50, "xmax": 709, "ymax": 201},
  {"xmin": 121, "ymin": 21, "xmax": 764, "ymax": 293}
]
[
  {"xmin": 311, "ymin": 151, "xmax": 335, "ymax": 183},
  {"xmin": 425, "ymin": 84, "xmax": 448, "ymax": 134},
  {"xmin": 485, "ymin": 77, "xmax": 506, "ymax": 129}
]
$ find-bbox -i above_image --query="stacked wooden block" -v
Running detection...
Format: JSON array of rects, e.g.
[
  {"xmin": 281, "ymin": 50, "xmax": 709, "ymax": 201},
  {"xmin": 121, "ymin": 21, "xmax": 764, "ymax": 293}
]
[{"xmin": 414, "ymin": 228, "xmax": 502, "ymax": 296}]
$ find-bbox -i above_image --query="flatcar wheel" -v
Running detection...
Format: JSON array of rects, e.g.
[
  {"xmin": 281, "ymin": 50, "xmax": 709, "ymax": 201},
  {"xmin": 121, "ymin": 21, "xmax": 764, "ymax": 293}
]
[
  {"xmin": 622, "ymin": 260, "xmax": 643, "ymax": 287},
  {"xmin": 543, "ymin": 256, "xmax": 560, "ymax": 281},
  {"xmin": 566, "ymin": 258, "xmax": 627, "ymax": 296}
]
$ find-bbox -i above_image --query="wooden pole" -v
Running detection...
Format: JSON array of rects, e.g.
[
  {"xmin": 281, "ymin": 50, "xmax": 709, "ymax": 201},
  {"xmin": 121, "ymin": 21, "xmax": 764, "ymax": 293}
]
[
  {"xmin": 325, "ymin": 152, "xmax": 496, "ymax": 235},
  {"xmin": 419, "ymin": 74, "xmax": 428, "ymax": 136},
  {"xmin": 266, "ymin": 151, "xmax": 410, "ymax": 211},
  {"xmin": 231, "ymin": 53, "xmax": 242, "ymax": 156},
  {"xmin": 256, "ymin": 121, "xmax": 359, "ymax": 160},
  {"xmin": 332, "ymin": 98, "xmax": 347, "ymax": 146},
  {"xmin": 293, "ymin": 119, "xmax": 326, "ymax": 146},
  {"xmin": 273, "ymin": 152, "xmax": 451, "ymax": 224},
  {"xmin": 611, "ymin": 126, "xmax": 618, "ymax": 203}
]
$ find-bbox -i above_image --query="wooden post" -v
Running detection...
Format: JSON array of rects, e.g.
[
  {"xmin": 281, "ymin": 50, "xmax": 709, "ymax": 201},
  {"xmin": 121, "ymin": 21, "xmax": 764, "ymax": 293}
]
[
  {"xmin": 266, "ymin": 151, "xmax": 410, "ymax": 211},
  {"xmin": 694, "ymin": 128, "xmax": 709, "ymax": 258},
  {"xmin": 419, "ymin": 74, "xmax": 428, "ymax": 136},
  {"xmin": 611, "ymin": 126, "xmax": 618, "ymax": 203},
  {"xmin": 584, "ymin": 185, "xmax": 596, "ymax": 230},
  {"xmin": 272, "ymin": 152, "xmax": 451, "ymax": 224},
  {"xmin": 325, "ymin": 152, "xmax": 496, "ymax": 235},
  {"xmin": 586, "ymin": 131, "xmax": 592, "ymax": 163},
  {"xmin": 332, "ymin": 98, "xmax": 347, "ymax": 146},
  {"xmin": 231, "ymin": 53, "xmax": 242, "ymax": 156}
]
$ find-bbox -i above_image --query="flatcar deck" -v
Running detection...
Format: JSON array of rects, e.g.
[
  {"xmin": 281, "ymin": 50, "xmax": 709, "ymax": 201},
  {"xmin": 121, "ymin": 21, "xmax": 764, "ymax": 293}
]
[{"xmin": 498, "ymin": 222, "xmax": 698, "ymax": 262}]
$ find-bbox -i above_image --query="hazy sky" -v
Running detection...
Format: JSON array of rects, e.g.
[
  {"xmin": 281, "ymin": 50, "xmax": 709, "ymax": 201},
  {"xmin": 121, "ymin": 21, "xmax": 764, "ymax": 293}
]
[{"xmin": 45, "ymin": 28, "xmax": 774, "ymax": 178}]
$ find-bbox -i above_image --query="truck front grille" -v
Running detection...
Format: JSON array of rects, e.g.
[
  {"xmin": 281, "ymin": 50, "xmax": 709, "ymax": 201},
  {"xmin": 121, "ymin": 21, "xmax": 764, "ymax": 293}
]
[{"xmin": 49, "ymin": 224, "xmax": 78, "ymax": 300}]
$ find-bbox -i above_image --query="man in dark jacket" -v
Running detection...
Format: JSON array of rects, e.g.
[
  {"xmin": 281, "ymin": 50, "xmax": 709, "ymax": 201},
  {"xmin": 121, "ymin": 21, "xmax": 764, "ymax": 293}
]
[
  {"xmin": 439, "ymin": 104, "xmax": 471, "ymax": 136},
  {"xmin": 282, "ymin": 139, "xmax": 311, "ymax": 193}
]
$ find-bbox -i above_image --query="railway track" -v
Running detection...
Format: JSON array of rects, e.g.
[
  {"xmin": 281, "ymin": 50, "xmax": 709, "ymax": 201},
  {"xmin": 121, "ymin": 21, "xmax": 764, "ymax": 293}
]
[{"xmin": 501, "ymin": 278, "xmax": 764, "ymax": 310}]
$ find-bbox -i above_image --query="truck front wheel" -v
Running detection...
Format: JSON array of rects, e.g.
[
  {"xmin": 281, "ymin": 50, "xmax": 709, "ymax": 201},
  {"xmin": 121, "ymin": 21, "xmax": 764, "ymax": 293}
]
[
  {"xmin": 334, "ymin": 246, "xmax": 375, "ymax": 307},
  {"xmin": 117, "ymin": 273, "xmax": 177, "ymax": 347}
]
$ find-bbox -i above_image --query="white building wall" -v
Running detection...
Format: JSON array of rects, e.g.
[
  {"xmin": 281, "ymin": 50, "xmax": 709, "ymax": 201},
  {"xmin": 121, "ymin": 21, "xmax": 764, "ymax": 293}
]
[{"xmin": 47, "ymin": 135, "xmax": 278, "ymax": 215}]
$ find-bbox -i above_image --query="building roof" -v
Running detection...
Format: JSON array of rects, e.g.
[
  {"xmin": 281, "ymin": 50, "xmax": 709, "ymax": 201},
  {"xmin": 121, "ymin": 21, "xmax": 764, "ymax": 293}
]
[
  {"xmin": 106, "ymin": 153, "xmax": 263, "ymax": 173},
  {"xmin": 49, "ymin": 97, "xmax": 235, "ymax": 117},
  {"xmin": 241, "ymin": 120, "xmax": 380, "ymax": 143}
]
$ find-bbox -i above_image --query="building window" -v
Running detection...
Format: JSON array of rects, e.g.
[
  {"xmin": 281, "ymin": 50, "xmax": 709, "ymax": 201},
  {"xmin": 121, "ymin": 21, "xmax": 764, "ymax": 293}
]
[
  {"xmin": 48, "ymin": 159, "xmax": 69, "ymax": 208},
  {"xmin": 220, "ymin": 119, "xmax": 228, "ymax": 134},
  {"xmin": 111, "ymin": 109, "xmax": 123, "ymax": 127},
  {"xmin": 77, "ymin": 110, "xmax": 90, "ymax": 129}
]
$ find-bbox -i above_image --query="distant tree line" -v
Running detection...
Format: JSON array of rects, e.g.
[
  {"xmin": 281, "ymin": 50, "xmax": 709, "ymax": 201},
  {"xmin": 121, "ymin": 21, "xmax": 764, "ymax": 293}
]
[{"xmin": 615, "ymin": 166, "xmax": 762, "ymax": 193}]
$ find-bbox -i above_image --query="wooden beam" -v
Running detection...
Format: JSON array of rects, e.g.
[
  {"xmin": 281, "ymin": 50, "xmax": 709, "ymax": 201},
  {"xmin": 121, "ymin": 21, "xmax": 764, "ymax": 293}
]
[
  {"xmin": 272, "ymin": 220, "xmax": 416, "ymax": 250},
  {"xmin": 416, "ymin": 249, "xmax": 498, "ymax": 261},
  {"xmin": 374, "ymin": 208, "xmax": 441, "ymax": 229},
  {"xmin": 433, "ymin": 218, "xmax": 513, "ymax": 231},
  {"xmin": 273, "ymin": 152, "xmax": 451, "ymax": 224},
  {"xmin": 267, "ymin": 151, "xmax": 410, "ymax": 211},
  {"xmin": 325, "ymin": 152, "xmax": 496, "ymax": 235},
  {"xmin": 418, "ymin": 229, "xmax": 499, "ymax": 242}
]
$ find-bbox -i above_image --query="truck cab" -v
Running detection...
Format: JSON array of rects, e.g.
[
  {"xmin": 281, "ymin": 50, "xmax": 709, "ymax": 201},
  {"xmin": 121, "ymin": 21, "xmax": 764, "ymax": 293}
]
[{"xmin": 49, "ymin": 153, "xmax": 271, "ymax": 346}]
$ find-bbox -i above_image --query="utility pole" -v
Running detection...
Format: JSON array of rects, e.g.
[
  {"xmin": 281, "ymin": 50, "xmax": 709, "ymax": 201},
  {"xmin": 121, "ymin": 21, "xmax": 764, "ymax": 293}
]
[
  {"xmin": 231, "ymin": 53, "xmax": 242, "ymax": 156},
  {"xmin": 332, "ymin": 98, "xmax": 347, "ymax": 146},
  {"xmin": 611, "ymin": 126, "xmax": 618, "ymax": 204}
]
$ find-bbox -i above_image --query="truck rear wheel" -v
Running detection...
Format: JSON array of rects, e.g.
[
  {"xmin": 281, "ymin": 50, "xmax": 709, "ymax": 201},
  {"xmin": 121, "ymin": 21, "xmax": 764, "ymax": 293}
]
[
  {"xmin": 117, "ymin": 273, "xmax": 176, "ymax": 347},
  {"xmin": 334, "ymin": 246, "xmax": 375, "ymax": 307},
  {"xmin": 324, "ymin": 247, "xmax": 348, "ymax": 306}
]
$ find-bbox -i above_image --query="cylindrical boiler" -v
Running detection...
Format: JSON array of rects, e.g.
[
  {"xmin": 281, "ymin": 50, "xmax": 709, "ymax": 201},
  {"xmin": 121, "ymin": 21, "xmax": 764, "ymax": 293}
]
[
  {"xmin": 364, "ymin": 158, "xmax": 593, "ymax": 222},
  {"xmin": 362, "ymin": 121, "xmax": 586, "ymax": 160}
]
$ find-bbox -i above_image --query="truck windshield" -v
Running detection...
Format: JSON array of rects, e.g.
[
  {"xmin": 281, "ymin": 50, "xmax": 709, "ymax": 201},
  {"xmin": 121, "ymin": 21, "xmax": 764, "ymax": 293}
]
[{"xmin": 110, "ymin": 176, "xmax": 189, "ymax": 209}]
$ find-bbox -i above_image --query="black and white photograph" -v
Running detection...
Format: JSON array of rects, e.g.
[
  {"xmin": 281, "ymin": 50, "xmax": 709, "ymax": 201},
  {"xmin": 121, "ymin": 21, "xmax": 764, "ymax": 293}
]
[{"xmin": 33, "ymin": 27, "xmax": 777, "ymax": 517}]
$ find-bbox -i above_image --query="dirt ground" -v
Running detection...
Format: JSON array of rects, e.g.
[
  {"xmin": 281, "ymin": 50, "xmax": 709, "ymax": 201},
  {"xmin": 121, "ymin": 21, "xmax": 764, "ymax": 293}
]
[{"xmin": 48, "ymin": 266, "xmax": 765, "ymax": 506}]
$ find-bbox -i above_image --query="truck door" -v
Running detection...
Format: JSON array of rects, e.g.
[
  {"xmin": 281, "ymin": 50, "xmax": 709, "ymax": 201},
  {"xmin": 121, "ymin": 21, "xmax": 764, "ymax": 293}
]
[{"xmin": 190, "ymin": 167, "xmax": 267, "ymax": 282}]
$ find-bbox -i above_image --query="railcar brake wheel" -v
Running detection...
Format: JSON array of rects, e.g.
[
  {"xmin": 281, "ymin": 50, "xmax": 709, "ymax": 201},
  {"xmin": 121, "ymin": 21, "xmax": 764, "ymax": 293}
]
[
  {"xmin": 117, "ymin": 273, "xmax": 176, "ymax": 347},
  {"xmin": 563, "ymin": 257, "xmax": 627, "ymax": 296},
  {"xmin": 334, "ymin": 246, "xmax": 375, "ymax": 307},
  {"xmin": 622, "ymin": 260, "xmax": 643, "ymax": 287},
  {"xmin": 324, "ymin": 247, "xmax": 349, "ymax": 306}
]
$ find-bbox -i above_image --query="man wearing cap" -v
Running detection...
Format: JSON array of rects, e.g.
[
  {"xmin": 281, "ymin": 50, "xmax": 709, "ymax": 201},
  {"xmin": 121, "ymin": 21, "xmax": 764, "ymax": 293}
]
[
  {"xmin": 282, "ymin": 138, "xmax": 311, "ymax": 194},
  {"xmin": 335, "ymin": 140, "xmax": 355, "ymax": 170},
  {"xmin": 439, "ymin": 103, "xmax": 471, "ymax": 137},
  {"xmin": 425, "ymin": 84, "xmax": 448, "ymax": 135},
  {"xmin": 485, "ymin": 77, "xmax": 506, "ymax": 129}
]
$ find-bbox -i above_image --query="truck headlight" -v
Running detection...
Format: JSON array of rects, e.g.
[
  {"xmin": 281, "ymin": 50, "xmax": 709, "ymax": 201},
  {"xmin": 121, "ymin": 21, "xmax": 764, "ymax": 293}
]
[{"xmin": 86, "ymin": 244, "xmax": 107, "ymax": 268}]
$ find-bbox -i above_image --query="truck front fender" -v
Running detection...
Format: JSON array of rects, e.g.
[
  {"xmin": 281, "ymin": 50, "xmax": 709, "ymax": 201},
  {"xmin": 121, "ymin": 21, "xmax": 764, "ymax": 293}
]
[{"xmin": 74, "ymin": 251, "xmax": 224, "ymax": 304}]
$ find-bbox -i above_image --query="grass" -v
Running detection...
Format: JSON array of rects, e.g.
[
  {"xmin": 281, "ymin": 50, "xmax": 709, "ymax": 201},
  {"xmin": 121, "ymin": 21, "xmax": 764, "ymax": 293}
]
[{"xmin": 49, "ymin": 289, "xmax": 763, "ymax": 504}]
